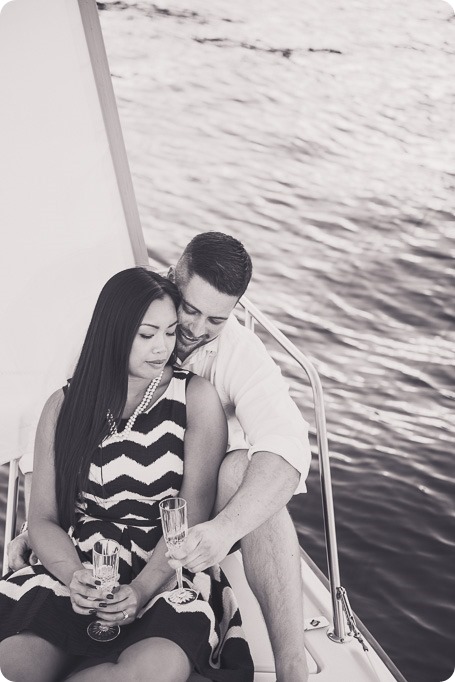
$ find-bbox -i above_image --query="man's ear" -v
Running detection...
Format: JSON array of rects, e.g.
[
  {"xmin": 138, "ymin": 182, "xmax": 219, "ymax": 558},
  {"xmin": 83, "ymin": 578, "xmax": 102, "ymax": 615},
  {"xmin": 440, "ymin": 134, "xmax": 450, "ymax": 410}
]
[{"xmin": 168, "ymin": 265, "xmax": 176, "ymax": 282}]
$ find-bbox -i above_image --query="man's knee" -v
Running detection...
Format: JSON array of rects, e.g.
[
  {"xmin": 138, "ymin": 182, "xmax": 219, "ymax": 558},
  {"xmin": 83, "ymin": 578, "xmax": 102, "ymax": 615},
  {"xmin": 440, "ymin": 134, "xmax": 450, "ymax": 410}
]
[
  {"xmin": 213, "ymin": 449, "xmax": 249, "ymax": 515},
  {"xmin": 218, "ymin": 449, "xmax": 249, "ymax": 494}
]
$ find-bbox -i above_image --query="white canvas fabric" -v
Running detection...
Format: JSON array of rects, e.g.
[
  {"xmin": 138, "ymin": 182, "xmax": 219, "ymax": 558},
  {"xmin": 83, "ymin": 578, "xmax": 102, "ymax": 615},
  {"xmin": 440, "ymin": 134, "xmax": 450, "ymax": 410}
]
[{"xmin": 0, "ymin": 0, "xmax": 145, "ymax": 469}]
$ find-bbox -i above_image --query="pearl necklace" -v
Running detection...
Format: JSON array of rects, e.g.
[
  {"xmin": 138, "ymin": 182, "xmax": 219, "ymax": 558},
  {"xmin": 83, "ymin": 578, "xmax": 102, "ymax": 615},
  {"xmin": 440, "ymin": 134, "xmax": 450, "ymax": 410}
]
[{"xmin": 104, "ymin": 369, "xmax": 165, "ymax": 444}]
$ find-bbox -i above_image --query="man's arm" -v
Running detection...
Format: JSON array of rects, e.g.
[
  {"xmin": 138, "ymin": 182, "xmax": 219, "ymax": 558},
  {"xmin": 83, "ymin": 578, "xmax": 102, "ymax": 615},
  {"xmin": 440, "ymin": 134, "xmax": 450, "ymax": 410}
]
[
  {"xmin": 224, "ymin": 322, "xmax": 311, "ymax": 489},
  {"xmin": 218, "ymin": 450, "xmax": 299, "ymax": 536},
  {"xmin": 174, "ymin": 321, "xmax": 311, "ymax": 571},
  {"xmin": 177, "ymin": 450, "xmax": 299, "ymax": 573}
]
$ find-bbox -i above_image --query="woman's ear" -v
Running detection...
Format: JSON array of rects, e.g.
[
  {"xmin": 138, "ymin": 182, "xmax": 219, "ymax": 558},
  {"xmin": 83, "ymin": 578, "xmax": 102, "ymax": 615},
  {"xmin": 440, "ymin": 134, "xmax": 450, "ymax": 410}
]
[{"xmin": 168, "ymin": 265, "xmax": 176, "ymax": 282}]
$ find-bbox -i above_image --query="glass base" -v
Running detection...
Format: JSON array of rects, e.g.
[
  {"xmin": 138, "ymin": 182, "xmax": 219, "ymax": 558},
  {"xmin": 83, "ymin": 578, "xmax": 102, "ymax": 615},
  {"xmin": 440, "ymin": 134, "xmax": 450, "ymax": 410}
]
[
  {"xmin": 166, "ymin": 587, "xmax": 199, "ymax": 605},
  {"xmin": 87, "ymin": 620, "xmax": 121, "ymax": 642}
]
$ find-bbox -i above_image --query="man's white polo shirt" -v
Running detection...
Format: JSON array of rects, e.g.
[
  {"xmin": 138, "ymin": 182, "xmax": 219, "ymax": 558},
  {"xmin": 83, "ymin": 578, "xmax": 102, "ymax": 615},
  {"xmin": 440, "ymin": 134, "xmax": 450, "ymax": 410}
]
[{"xmin": 178, "ymin": 314, "xmax": 311, "ymax": 495}]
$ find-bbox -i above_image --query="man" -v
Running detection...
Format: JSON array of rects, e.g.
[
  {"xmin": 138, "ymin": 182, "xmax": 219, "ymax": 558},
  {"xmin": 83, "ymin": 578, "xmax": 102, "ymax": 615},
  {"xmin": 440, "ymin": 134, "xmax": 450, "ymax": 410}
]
[{"xmin": 9, "ymin": 232, "xmax": 311, "ymax": 682}]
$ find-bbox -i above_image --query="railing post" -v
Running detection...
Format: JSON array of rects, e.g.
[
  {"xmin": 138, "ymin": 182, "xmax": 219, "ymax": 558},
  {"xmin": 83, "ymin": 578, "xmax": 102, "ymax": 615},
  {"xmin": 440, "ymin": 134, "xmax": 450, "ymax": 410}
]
[
  {"xmin": 309, "ymin": 371, "xmax": 349, "ymax": 643},
  {"xmin": 239, "ymin": 296, "xmax": 350, "ymax": 642},
  {"xmin": 244, "ymin": 308, "xmax": 255, "ymax": 332},
  {"xmin": 3, "ymin": 458, "xmax": 20, "ymax": 575}
]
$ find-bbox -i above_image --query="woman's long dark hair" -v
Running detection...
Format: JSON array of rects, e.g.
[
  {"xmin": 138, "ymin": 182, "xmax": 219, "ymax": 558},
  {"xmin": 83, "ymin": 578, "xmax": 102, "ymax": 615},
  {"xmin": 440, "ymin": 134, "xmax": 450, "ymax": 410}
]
[{"xmin": 54, "ymin": 268, "xmax": 180, "ymax": 529}]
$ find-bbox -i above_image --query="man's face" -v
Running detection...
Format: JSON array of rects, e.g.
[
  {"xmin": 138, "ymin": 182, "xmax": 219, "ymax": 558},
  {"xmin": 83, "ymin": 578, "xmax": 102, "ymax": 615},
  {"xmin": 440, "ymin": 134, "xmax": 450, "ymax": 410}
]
[{"xmin": 174, "ymin": 270, "xmax": 238, "ymax": 359}]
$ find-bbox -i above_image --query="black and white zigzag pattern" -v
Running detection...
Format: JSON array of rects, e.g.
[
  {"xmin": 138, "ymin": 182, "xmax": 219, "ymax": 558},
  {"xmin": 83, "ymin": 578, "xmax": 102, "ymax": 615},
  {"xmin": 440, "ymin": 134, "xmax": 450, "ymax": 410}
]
[{"xmin": 0, "ymin": 368, "xmax": 254, "ymax": 680}]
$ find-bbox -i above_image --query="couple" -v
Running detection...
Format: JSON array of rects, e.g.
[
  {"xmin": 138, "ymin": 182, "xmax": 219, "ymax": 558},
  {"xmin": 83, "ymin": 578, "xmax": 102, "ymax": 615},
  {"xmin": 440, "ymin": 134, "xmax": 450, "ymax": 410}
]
[{"xmin": 0, "ymin": 232, "xmax": 311, "ymax": 681}]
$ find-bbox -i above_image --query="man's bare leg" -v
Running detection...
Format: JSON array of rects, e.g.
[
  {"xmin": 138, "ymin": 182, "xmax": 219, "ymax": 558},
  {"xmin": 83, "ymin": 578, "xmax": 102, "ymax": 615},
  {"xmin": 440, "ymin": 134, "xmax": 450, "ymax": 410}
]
[{"xmin": 215, "ymin": 450, "xmax": 309, "ymax": 682}]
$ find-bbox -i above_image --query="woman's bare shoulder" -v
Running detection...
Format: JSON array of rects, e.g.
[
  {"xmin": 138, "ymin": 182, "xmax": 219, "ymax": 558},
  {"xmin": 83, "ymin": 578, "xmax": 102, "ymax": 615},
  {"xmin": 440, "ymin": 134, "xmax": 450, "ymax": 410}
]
[
  {"xmin": 39, "ymin": 388, "xmax": 65, "ymax": 428},
  {"xmin": 186, "ymin": 373, "xmax": 219, "ymax": 400},
  {"xmin": 185, "ymin": 374, "xmax": 224, "ymax": 421}
]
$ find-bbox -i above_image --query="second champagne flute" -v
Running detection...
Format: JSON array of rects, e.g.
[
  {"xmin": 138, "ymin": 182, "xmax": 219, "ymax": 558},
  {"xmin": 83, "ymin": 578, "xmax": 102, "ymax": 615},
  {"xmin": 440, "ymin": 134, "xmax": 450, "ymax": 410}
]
[
  {"xmin": 159, "ymin": 497, "xmax": 198, "ymax": 605},
  {"xmin": 87, "ymin": 538, "xmax": 121, "ymax": 642}
]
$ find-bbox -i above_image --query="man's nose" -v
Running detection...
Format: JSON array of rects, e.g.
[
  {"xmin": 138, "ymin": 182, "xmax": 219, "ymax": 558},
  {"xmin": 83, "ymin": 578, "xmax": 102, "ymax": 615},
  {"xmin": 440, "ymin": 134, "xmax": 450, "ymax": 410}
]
[{"xmin": 188, "ymin": 317, "xmax": 206, "ymax": 339}]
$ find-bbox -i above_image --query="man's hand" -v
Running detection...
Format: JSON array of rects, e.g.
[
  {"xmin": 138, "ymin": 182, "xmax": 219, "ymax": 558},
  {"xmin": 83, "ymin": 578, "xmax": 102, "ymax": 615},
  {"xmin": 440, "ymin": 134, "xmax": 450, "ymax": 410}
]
[
  {"xmin": 8, "ymin": 531, "xmax": 38, "ymax": 570},
  {"xmin": 167, "ymin": 519, "xmax": 237, "ymax": 573}
]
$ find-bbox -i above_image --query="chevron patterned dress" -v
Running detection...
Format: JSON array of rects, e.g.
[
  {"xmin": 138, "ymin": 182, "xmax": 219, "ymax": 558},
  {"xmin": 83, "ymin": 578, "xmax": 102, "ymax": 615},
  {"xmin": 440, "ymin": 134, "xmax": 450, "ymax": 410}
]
[{"xmin": 0, "ymin": 368, "xmax": 254, "ymax": 680}]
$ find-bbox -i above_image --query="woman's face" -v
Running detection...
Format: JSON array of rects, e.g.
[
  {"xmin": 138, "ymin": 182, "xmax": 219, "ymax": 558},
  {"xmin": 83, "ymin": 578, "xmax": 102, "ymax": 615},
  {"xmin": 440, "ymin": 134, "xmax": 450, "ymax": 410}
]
[{"xmin": 128, "ymin": 295, "xmax": 178, "ymax": 381}]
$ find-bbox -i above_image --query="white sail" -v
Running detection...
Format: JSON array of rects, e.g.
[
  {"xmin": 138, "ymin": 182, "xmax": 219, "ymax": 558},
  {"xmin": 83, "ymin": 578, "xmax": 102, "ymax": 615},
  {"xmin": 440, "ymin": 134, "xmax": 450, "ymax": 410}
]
[{"xmin": 0, "ymin": 0, "xmax": 147, "ymax": 469}]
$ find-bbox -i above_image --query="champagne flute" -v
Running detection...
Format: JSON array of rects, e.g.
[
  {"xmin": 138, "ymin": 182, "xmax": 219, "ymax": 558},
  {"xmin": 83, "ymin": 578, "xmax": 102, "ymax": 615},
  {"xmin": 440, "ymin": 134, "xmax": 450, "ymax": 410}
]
[
  {"xmin": 87, "ymin": 538, "xmax": 121, "ymax": 641},
  {"xmin": 159, "ymin": 497, "xmax": 198, "ymax": 605}
]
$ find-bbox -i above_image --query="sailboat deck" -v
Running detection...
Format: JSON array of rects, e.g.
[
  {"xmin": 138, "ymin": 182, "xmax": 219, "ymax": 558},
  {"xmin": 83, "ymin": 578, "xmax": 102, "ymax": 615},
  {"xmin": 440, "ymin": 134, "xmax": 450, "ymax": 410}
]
[{"xmin": 187, "ymin": 550, "xmax": 403, "ymax": 682}]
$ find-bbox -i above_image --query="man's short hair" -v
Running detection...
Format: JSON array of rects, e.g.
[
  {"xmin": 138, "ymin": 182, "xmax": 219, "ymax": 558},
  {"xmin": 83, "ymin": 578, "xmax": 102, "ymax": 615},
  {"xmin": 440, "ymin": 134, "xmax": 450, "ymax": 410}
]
[{"xmin": 179, "ymin": 232, "xmax": 253, "ymax": 298}]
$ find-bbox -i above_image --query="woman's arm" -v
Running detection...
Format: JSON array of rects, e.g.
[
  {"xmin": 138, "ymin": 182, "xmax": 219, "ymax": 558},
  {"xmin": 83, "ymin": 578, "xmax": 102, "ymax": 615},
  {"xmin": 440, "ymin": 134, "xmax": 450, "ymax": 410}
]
[
  {"xmin": 96, "ymin": 375, "xmax": 228, "ymax": 623},
  {"xmin": 131, "ymin": 375, "xmax": 227, "ymax": 603},
  {"xmin": 28, "ymin": 390, "xmax": 86, "ymax": 586},
  {"xmin": 180, "ymin": 375, "xmax": 228, "ymax": 527}
]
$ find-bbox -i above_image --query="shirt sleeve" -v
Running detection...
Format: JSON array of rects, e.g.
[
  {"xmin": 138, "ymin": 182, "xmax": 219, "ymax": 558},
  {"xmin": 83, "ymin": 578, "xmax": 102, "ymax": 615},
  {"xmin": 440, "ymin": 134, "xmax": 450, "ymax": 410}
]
[{"xmin": 217, "ymin": 323, "xmax": 311, "ymax": 495}]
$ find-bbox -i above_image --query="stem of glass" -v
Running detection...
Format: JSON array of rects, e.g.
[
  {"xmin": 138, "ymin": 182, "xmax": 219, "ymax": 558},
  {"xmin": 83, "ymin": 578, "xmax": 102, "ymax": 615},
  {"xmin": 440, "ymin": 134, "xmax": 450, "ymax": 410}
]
[{"xmin": 176, "ymin": 565, "xmax": 184, "ymax": 591}]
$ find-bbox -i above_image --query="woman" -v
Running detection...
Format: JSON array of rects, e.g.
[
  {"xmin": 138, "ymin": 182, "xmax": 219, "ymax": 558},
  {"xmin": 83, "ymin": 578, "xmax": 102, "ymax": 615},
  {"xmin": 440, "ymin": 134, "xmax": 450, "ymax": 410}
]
[{"xmin": 0, "ymin": 268, "xmax": 254, "ymax": 682}]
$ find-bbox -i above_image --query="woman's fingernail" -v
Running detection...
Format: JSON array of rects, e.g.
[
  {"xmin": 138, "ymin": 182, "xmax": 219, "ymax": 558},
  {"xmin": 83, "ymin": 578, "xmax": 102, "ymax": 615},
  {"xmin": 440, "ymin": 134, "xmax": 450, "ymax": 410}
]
[
  {"xmin": 98, "ymin": 602, "xmax": 107, "ymax": 607},
  {"xmin": 107, "ymin": 594, "xmax": 114, "ymax": 599},
  {"xmin": 94, "ymin": 580, "xmax": 101, "ymax": 586},
  {"xmin": 89, "ymin": 609, "xmax": 97, "ymax": 614}
]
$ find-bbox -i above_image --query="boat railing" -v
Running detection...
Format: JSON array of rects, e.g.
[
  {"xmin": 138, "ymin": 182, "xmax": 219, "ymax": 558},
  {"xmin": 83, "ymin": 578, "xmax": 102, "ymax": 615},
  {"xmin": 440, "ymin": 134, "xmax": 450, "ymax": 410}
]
[
  {"xmin": 240, "ymin": 295, "xmax": 349, "ymax": 643},
  {"xmin": 2, "ymin": 457, "xmax": 20, "ymax": 575},
  {"xmin": 1, "ymin": 295, "xmax": 350, "ymax": 642}
]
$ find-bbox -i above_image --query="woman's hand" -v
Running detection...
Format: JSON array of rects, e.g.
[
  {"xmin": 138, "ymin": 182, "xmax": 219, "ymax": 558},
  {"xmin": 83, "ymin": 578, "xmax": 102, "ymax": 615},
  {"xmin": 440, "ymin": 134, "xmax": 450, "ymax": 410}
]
[
  {"xmin": 69, "ymin": 570, "xmax": 142, "ymax": 625},
  {"xmin": 90, "ymin": 583, "xmax": 143, "ymax": 626},
  {"xmin": 69, "ymin": 568, "xmax": 106, "ymax": 616}
]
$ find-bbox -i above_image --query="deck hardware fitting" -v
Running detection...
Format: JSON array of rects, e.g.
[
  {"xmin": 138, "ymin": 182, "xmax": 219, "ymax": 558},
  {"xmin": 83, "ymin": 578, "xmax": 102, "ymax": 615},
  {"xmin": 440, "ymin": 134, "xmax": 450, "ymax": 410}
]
[
  {"xmin": 304, "ymin": 617, "xmax": 329, "ymax": 631},
  {"xmin": 327, "ymin": 586, "xmax": 355, "ymax": 644},
  {"xmin": 336, "ymin": 587, "xmax": 384, "ymax": 681},
  {"xmin": 337, "ymin": 586, "xmax": 369, "ymax": 651}
]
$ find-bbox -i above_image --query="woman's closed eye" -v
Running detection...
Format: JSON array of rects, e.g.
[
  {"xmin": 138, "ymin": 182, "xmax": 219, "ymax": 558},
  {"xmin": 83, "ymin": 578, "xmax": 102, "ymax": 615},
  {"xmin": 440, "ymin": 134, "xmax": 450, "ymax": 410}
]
[{"xmin": 140, "ymin": 331, "xmax": 176, "ymax": 339}]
